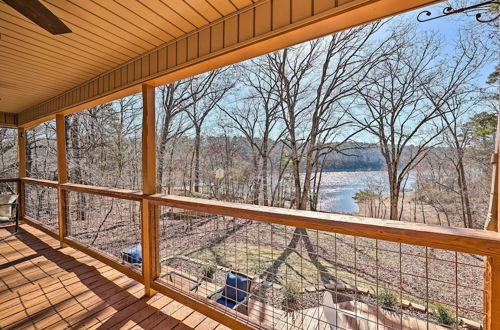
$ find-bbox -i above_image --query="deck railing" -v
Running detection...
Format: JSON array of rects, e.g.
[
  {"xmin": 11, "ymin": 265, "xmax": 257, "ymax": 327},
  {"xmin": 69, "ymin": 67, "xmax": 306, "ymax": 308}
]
[{"xmin": 1, "ymin": 176, "xmax": 498, "ymax": 329}]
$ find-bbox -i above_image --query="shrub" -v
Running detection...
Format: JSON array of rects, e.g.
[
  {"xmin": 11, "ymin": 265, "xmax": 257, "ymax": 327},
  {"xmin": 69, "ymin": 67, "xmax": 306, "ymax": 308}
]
[
  {"xmin": 433, "ymin": 303, "xmax": 456, "ymax": 327},
  {"xmin": 378, "ymin": 290, "xmax": 398, "ymax": 310},
  {"xmin": 200, "ymin": 264, "xmax": 217, "ymax": 280},
  {"xmin": 284, "ymin": 282, "xmax": 301, "ymax": 304}
]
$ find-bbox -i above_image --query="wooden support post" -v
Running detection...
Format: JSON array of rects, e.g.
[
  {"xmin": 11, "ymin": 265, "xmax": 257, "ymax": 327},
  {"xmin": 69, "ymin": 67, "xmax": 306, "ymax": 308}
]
[
  {"xmin": 484, "ymin": 119, "xmax": 500, "ymax": 330},
  {"xmin": 484, "ymin": 257, "xmax": 500, "ymax": 330},
  {"xmin": 56, "ymin": 115, "xmax": 68, "ymax": 248},
  {"xmin": 17, "ymin": 128, "xmax": 26, "ymax": 220},
  {"xmin": 141, "ymin": 84, "xmax": 158, "ymax": 296}
]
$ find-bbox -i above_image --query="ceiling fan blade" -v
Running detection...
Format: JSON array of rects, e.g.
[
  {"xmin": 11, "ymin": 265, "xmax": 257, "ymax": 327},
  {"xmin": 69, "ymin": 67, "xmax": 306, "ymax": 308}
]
[{"xmin": 3, "ymin": 0, "xmax": 71, "ymax": 35}]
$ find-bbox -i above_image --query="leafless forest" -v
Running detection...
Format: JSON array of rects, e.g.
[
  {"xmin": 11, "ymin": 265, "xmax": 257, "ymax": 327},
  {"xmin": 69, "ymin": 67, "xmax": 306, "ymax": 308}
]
[{"xmin": 1, "ymin": 18, "xmax": 498, "ymax": 324}]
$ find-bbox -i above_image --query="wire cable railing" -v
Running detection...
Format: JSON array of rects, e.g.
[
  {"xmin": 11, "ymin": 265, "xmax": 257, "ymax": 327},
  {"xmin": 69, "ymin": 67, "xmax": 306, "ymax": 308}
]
[
  {"xmin": 154, "ymin": 205, "xmax": 484, "ymax": 329},
  {"xmin": 8, "ymin": 179, "xmax": 499, "ymax": 329},
  {"xmin": 24, "ymin": 181, "xmax": 58, "ymax": 232}
]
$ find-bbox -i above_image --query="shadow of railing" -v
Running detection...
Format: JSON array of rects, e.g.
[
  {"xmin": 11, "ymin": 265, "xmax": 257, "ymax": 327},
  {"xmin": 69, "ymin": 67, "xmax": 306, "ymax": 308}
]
[{"xmin": 3, "ymin": 226, "xmax": 193, "ymax": 329}]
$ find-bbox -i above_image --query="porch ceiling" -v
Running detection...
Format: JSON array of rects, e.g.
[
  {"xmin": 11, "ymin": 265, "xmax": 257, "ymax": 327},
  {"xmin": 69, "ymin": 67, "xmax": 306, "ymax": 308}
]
[
  {"xmin": 0, "ymin": 0, "xmax": 440, "ymax": 127},
  {"xmin": 0, "ymin": 0, "xmax": 248, "ymax": 114}
]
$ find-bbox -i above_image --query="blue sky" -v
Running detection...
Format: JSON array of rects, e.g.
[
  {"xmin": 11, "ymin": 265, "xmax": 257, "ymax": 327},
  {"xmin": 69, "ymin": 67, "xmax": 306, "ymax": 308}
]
[
  {"xmin": 400, "ymin": 1, "xmax": 498, "ymax": 86},
  {"xmin": 198, "ymin": 0, "xmax": 499, "ymax": 142}
]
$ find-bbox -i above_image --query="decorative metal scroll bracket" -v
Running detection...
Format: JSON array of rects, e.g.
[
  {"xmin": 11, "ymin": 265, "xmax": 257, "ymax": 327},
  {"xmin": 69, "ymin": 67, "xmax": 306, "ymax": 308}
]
[{"xmin": 417, "ymin": 1, "xmax": 500, "ymax": 23}]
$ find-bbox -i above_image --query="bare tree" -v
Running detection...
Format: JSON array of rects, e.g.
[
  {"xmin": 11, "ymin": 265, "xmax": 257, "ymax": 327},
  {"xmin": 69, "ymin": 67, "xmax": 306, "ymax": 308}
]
[
  {"xmin": 275, "ymin": 22, "xmax": 389, "ymax": 211},
  {"xmin": 184, "ymin": 69, "xmax": 234, "ymax": 193},
  {"xmin": 422, "ymin": 30, "xmax": 490, "ymax": 227},
  {"xmin": 352, "ymin": 23, "xmax": 452, "ymax": 220},
  {"xmin": 156, "ymin": 82, "xmax": 195, "ymax": 193},
  {"xmin": 221, "ymin": 59, "xmax": 285, "ymax": 205}
]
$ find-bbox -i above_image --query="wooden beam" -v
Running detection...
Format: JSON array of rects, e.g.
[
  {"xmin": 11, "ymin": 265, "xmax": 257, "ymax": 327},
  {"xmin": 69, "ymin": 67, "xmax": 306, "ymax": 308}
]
[
  {"xmin": 0, "ymin": 178, "xmax": 19, "ymax": 183},
  {"xmin": 142, "ymin": 84, "xmax": 156, "ymax": 195},
  {"xmin": 141, "ymin": 83, "xmax": 158, "ymax": 297},
  {"xmin": 17, "ymin": 128, "xmax": 26, "ymax": 219},
  {"xmin": 0, "ymin": 112, "xmax": 18, "ymax": 128},
  {"xmin": 484, "ymin": 257, "xmax": 500, "ymax": 330},
  {"xmin": 20, "ymin": 177, "xmax": 58, "ymax": 188},
  {"xmin": 146, "ymin": 193, "xmax": 500, "ymax": 258},
  {"xmin": 59, "ymin": 182, "xmax": 142, "ymax": 201},
  {"xmin": 56, "ymin": 115, "xmax": 68, "ymax": 183},
  {"xmin": 56, "ymin": 114, "xmax": 68, "ymax": 248},
  {"xmin": 483, "ymin": 117, "xmax": 500, "ymax": 329}
]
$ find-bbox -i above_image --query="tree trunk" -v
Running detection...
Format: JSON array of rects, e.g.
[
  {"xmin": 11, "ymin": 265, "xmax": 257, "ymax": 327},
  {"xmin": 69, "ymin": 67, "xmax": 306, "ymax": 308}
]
[
  {"xmin": 194, "ymin": 128, "xmax": 201, "ymax": 193},
  {"xmin": 389, "ymin": 178, "xmax": 400, "ymax": 220},
  {"xmin": 262, "ymin": 153, "xmax": 269, "ymax": 206},
  {"xmin": 456, "ymin": 156, "xmax": 473, "ymax": 228}
]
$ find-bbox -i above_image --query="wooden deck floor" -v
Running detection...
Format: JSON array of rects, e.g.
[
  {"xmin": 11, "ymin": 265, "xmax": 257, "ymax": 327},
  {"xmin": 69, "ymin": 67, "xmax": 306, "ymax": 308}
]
[{"xmin": 0, "ymin": 224, "xmax": 227, "ymax": 330}]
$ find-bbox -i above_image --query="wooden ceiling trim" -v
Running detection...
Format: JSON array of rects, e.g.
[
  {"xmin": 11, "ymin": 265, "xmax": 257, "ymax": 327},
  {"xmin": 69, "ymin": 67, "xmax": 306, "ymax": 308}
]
[
  {"xmin": 17, "ymin": 0, "xmax": 440, "ymax": 126},
  {"xmin": 17, "ymin": 0, "xmax": 357, "ymax": 124},
  {"xmin": 0, "ymin": 112, "xmax": 18, "ymax": 127}
]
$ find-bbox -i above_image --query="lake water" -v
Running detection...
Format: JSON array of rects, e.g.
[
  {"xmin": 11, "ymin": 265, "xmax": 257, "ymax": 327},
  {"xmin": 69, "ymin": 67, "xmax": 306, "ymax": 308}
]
[{"xmin": 314, "ymin": 171, "xmax": 413, "ymax": 213}]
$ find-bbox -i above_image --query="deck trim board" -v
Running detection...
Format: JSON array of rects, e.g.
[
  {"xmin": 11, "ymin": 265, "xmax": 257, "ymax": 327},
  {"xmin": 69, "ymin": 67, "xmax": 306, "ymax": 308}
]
[{"xmin": 0, "ymin": 224, "xmax": 222, "ymax": 330}]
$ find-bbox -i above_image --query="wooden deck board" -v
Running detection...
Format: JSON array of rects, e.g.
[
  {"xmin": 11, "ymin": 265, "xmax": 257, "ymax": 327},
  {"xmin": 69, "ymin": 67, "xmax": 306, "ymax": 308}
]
[{"xmin": 0, "ymin": 225, "xmax": 222, "ymax": 330}]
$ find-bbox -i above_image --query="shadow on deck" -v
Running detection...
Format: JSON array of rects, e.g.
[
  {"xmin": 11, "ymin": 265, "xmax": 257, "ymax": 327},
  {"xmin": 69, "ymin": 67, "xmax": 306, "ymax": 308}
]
[{"xmin": 0, "ymin": 224, "xmax": 226, "ymax": 330}]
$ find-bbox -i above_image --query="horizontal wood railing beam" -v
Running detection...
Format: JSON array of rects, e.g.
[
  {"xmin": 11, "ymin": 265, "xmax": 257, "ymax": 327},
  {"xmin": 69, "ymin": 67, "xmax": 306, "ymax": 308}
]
[
  {"xmin": 12, "ymin": 178, "xmax": 500, "ymax": 258},
  {"xmin": 146, "ymin": 194, "xmax": 500, "ymax": 258},
  {"xmin": 20, "ymin": 177, "xmax": 58, "ymax": 188},
  {"xmin": 0, "ymin": 178, "xmax": 19, "ymax": 183},
  {"xmin": 59, "ymin": 183, "xmax": 143, "ymax": 201},
  {"xmin": 11, "ymin": 178, "xmax": 500, "ymax": 258}
]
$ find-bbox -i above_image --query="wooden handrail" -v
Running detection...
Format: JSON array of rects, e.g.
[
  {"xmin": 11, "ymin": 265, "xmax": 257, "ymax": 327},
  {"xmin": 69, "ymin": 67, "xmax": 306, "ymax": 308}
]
[
  {"xmin": 9, "ymin": 177, "xmax": 500, "ymax": 258},
  {"xmin": 0, "ymin": 177, "xmax": 19, "ymax": 183},
  {"xmin": 59, "ymin": 183, "xmax": 143, "ymax": 201},
  {"xmin": 20, "ymin": 177, "xmax": 58, "ymax": 188},
  {"xmin": 146, "ymin": 193, "xmax": 500, "ymax": 258}
]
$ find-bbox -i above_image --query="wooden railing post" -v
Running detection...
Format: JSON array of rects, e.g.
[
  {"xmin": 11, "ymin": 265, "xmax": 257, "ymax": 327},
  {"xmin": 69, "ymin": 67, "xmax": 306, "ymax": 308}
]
[
  {"xmin": 56, "ymin": 115, "xmax": 68, "ymax": 248},
  {"xmin": 141, "ymin": 83, "xmax": 159, "ymax": 297},
  {"xmin": 484, "ymin": 257, "xmax": 500, "ymax": 330},
  {"xmin": 17, "ymin": 128, "xmax": 26, "ymax": 220},
  {"xmin": 483, "ymin": 119, "xmax": 500, "ymax": 330}
]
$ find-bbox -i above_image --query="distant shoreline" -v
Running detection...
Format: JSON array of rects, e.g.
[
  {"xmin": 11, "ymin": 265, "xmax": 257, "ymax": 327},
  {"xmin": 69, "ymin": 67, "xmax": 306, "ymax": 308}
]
[{"xmin": 300, "ymin": 169, "xmax": 384, "ymax": 173}]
